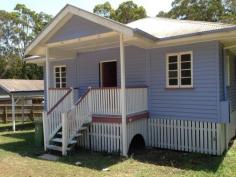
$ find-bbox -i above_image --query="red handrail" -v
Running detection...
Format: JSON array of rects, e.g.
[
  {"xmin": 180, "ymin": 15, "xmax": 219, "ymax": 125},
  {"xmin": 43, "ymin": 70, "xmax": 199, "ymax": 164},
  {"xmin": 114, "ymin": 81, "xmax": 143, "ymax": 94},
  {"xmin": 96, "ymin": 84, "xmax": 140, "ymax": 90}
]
[
  {"xmin": 75, "ymin": 87, "xmax": 91, "ymax": 105},
  {"xmin": 47, "ymin": 88, "xmax": 72, "ymax": 115}
]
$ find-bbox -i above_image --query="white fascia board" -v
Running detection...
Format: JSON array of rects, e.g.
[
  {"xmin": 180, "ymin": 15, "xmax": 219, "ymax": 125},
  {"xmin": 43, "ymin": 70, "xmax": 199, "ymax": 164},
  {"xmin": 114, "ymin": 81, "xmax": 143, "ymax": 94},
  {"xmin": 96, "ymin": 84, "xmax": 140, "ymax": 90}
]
[
  {"xmin": 25, "ymin": 5, "xmax": 136, "ymax": 56},
  {"xmin": 154, "ymin": 30, "xmax": 236, "ymax": 48},
  {"xmin": 25, "ymin": 8, "xmax": 72, "ymax": 56}
]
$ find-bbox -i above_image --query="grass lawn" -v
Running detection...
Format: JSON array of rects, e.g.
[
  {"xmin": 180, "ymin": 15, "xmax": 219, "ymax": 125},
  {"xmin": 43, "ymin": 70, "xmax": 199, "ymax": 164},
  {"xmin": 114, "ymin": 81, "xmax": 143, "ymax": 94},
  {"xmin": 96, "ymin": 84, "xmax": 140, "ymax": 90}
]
[{"xmin": 0, "ymin": 123, "xmax": 236, "ymax": 177}]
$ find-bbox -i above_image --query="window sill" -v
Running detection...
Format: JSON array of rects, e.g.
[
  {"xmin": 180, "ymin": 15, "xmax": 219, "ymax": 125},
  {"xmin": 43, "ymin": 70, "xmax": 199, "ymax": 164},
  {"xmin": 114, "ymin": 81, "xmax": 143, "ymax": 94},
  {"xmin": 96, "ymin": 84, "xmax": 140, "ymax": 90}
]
[{"xmin": 165, "ymin": 86, "xmax": 194, "ymax": 90}]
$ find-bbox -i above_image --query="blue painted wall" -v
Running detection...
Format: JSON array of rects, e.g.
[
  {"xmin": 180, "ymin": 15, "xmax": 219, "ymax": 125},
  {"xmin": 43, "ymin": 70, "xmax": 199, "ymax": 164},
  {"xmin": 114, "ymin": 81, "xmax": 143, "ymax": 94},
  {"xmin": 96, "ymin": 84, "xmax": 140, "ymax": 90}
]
[
  {"xmin": 49, "ymin": 59, "xmax": 77, "ymax": 88},
  {"xmin": 48, "ymin": 16, "xmax": 112, "ymax": 43},
  {"xmin": 48, "ymin": 41, "xmax": 226, "ymax": 123},
  {"xmin": 76, "ymin": 46, "xmax": 147, "ymax": 95},
  {"xmin": 148, "ymin": 41, "xmax": 221, "ymax": 122}
]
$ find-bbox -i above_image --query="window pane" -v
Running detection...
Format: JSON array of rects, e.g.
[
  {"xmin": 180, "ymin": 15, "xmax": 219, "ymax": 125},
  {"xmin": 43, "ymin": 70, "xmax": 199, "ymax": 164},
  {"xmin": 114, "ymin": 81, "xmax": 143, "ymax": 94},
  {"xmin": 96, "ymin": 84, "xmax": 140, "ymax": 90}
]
[
  {"xmin": 62, "ymin": 83, "xmax": 66, "ymax": 88},
  {"xmin": 61, "ymin": 72, "xmax": 66, "ymax": 77},
  {"xmin": 181, "ymin": 70, "xmax": 191, "ymax": 77},
  {"xmin": 168, "ymin": 55, "xmax": 178, "ymax": 63},
  {"xmin": 56, "ymin": 83, "xmax": 60, "ymax": 88},
  {"xmin": 169, "ymin": 71, "xmax": 178, "ymax": 78},
  {"xmin": 56, "ymin": 78, "xmax": 60, "ymax": 82},
  {"xmin": 181, "ymin": 78, "xmax": 191, "ymax": 85},
  {"xmin": 56, "ymin": 73, "xmax": 60, "ymax": 77},
  {"xmin": 61, "ymin": 67, "xmax": 66, "ymax": 72},
  {"xmin": 181, "ymin": 62, "xmax": 191, "ymax": 69},
  {"xmin": 62, "ymin": 78, "xmax": 66, "ymax": 82},
  {"xmin": 181, "ymin": 54, "xmax": 191, "ymax": 62},
  {"xmin": 55, "ymin": 67, "xmax": 60, "ymax": 72},
  {"xmin": 169, "ymin": 63, "xmax": 177, "ymax": 70},
  {"xmin": 169, "ymin": 79, "xmax": 178, "ymax": 86}
]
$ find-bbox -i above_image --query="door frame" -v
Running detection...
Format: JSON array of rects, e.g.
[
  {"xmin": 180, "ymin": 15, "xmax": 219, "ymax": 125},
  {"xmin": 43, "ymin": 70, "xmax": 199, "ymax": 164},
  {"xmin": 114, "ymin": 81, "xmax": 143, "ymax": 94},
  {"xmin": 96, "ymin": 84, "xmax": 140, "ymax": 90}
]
[{"xmin": 99, "ymin": 59, "xmax": 117, "ymax": 87}]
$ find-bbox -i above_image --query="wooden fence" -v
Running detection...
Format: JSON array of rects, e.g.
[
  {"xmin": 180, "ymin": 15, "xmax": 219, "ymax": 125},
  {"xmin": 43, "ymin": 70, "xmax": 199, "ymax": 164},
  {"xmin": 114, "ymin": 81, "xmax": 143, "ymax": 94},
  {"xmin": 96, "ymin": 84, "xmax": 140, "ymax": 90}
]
[
  {"xmin": 78, "ymin": 123, "xmax": 122, "ymax": 153},
  {"xmin": 147, "ymin": 118, "xmax": 226, "ymax": 155},
  {"xmin": 0, "ymin": 104, "xmax": 43, "ymax": 123},
  {"xmin": 77, "ymin": 117, "xmax": 227, "ymax": 155}
]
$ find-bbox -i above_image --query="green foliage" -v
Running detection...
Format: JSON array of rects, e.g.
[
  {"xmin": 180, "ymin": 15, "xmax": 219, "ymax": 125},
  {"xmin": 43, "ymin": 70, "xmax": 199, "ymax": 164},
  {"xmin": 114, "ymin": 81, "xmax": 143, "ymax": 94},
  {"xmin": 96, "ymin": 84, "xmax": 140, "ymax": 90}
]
[
  {"xmin": 93, "ymin": 0, "xmax": 147, "ymax": 24},
  {"xmin": 156, "ymin": 0, "xmax": 236, "ymax": 24},
  {"xmin": 0, "ymin": 4, "xmax": 52, "ymax": 79},
  {"xmin": 93, "ymin": 2, "xmax": 115, "ymax": 19}
]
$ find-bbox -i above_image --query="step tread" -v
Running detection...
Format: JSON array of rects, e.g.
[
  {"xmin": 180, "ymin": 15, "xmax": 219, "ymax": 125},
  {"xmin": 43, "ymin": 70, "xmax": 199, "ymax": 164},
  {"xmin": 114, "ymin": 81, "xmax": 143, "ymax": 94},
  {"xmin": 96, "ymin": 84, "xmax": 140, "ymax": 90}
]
[
  {"xmin": 51, "ymin": 137, "xmax": 79, "ymax": 144},
  {"xmin": 47, "ymin": 144, "xmax": 62, "ymax": 151},
  {"xmin": 56, "ymin": 132, "xmax": 83, "ymax": 137},
  {"xmin": 75, "ymin": 133, "xmax": 83, "ymax": 137},
  {"xmin": 51, "ymin": 138, "xmax": 63, "ymax": 143},
  {"xmin": 79, "ymin": 127, "xmax": 88, "ymax": 131},
  {"xmin": 57, "ymin": 132, "xmax": 62, "ymax": 136},
  {"xmin": 47, "ymin": 144, "xmax": 71, "ymax": 151}
]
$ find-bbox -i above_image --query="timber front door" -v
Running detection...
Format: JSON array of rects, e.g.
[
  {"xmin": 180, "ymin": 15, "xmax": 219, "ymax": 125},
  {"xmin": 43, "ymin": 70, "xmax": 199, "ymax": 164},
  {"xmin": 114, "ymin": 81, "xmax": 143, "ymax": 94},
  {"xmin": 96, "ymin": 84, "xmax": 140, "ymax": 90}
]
[{"xmin": 100, "ymin": 61, "xmax": 117, "ymax": 87}]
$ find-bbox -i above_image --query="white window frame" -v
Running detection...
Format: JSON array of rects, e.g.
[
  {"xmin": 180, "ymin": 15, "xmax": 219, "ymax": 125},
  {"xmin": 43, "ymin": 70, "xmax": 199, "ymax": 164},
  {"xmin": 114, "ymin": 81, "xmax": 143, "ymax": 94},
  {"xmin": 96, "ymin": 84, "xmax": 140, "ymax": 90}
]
[
  {"xmin": 54, "ymin": 65, "xmax": 67, "ymax": 88},
  {"xmin": 166, "ymin": 51, "xmax": 193, "ymax": 88}
]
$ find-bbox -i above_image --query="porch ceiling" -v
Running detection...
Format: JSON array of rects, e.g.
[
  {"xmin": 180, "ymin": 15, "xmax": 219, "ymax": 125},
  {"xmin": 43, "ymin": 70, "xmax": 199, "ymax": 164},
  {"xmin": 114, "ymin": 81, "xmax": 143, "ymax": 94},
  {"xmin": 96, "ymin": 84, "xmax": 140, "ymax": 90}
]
[
  {"xmin": 221, "ymin": 37, "xmax": 236, "ymax": 54},
  {"xmin": 35, "ymin": 31, "xmax": 154, "ymax": 59}
]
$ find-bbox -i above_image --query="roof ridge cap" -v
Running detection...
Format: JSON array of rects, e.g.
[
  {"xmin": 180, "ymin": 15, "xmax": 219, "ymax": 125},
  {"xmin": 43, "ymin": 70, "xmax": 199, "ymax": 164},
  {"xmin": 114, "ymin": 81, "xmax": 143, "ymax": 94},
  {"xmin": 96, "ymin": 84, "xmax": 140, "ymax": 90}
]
[{"xmin": 154, "ymin": 17, "xmax": 235, "ymax": 27}]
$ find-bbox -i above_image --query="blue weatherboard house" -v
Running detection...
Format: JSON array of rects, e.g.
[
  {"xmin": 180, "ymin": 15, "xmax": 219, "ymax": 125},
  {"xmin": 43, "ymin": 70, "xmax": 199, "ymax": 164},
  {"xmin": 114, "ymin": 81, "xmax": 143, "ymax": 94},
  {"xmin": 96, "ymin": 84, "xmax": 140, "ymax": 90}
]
[{"xmin": 25, "ymin": 4, "xmax": 236, "ymax": 156}]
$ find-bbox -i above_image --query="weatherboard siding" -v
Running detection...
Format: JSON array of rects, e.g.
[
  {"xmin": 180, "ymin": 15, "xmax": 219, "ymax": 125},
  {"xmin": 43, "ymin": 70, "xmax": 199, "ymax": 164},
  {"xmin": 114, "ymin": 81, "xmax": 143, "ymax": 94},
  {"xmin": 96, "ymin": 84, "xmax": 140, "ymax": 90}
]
[
  {"xmin": 47, "ymin": 41, "xmax": 223, "ymax": 123},
  {"xmin": 49, "ymin": 59, "xmax": 77, "ymax": 88},
  {"xmin": 48, "ymin": 16, "xmax": 112, "ymax": 43},
  {"xmin": 148, "ymin": 41, "xmax": 221, "ymax": 122},
  {"xmin": 76, "ymin": 46, "xmax": 147, "ymax": 95}
]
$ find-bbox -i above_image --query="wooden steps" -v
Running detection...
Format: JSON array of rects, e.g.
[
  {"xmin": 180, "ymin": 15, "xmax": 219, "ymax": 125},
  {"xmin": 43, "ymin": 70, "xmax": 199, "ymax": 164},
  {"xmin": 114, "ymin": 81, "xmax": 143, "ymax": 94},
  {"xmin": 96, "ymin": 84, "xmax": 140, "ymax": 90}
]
[{"xmin": 47, "ymin": 124, "xmax": 89, "ymax": 154}]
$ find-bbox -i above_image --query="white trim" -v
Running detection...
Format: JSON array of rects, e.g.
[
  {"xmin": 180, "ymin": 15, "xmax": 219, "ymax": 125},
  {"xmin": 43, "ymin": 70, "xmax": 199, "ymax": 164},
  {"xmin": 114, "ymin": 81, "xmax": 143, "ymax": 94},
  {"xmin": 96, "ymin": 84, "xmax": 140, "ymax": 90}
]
[
  {"xmin": 154, "ymin": 31, "xmax": 236, "ymax": 49},
  {"xmin": 25, "ymin": 5, "xmax": 135, "ymax": 56},
  {"xmin": 53, "ymin": 65, "xmax": 67, "ymax": 88},
  {"xmin": 120, "ymin": 34, "xmax": 127, "ymax": 156},
  {"xmin": 46, "ymin": 32, "xmax": 118, "ymax": 48},
  {"xmin": 166, "ymin": 53, "xmax": 179, "ymax": 88},
  {"xmin": 166, "ymin": 51, "xmax": 193, "ymax": 88},
  {"xmin": 11, "ymin": 95, "xmax": 15, "ymax": 132},
  {"xmin": 46, "ymin": 48, "xmax": 49, "ymax": 110},
  {"xmin": 99, "ymin": 60, "xmax": 117, "ymax": 87}
]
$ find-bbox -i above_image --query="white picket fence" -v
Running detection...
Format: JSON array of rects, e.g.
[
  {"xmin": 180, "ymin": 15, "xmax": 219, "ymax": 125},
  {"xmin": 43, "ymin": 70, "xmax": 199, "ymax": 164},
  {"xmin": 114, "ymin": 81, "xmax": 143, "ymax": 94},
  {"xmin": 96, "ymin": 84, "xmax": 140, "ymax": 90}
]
[
  {"xmin": 43, "ymin": 88, "xmax": 74, "ymax": 150},
  {"xmin": 61, "ymin": 89, "xmax": 92, "ymax": 155},
  {"xmin": 78, "ymin": 123, "xmax": 122, "ymax": 153},
  {"xmin": 147, "ymin": 118, "xmax": 226, "ymax": 155},
  {"xmin": 78, "ymin": 118, "xmax": 148, "ymax": 154},
  {"xmin": 77, "ymin": 117, "xmax": 228, "ymax": 156},
  {"xmin": 90, "ymin": 87, "xmax": 148, "ymax": 115},
  {"xmin": 48, "ymin": 88, "xmax": 70, "ymax": 110}
]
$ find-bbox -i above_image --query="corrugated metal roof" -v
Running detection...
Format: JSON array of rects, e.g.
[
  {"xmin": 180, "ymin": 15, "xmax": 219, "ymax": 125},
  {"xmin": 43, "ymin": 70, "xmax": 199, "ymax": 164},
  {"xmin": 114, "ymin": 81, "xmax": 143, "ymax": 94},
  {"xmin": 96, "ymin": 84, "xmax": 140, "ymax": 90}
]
[
  {"xmin": 127, "ymin": 17, "xmax": 236, "ymax": 39},
  {"xmin": 0, "ymin": 79, "xmax": 44, "ymax": 93}
]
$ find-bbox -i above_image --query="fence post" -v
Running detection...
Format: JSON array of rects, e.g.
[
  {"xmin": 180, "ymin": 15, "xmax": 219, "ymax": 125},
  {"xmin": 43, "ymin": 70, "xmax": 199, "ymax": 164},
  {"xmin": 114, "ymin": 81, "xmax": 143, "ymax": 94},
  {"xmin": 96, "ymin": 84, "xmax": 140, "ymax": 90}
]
[
  {"xmin": 42, "ymin": 112, "xmax": 48, "ymax": 151},
  {"xmin": 62, "ymin": 112, "xmax": 68, "ymax": 156}
]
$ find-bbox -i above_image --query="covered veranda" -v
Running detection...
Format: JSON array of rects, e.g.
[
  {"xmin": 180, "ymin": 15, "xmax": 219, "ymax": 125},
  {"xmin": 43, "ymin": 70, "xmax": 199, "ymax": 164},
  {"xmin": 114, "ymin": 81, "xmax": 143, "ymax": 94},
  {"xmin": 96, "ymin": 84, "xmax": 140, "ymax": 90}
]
[{"xmin": 0, "ymin": 79, "xmax": 44, "ymax": 132}]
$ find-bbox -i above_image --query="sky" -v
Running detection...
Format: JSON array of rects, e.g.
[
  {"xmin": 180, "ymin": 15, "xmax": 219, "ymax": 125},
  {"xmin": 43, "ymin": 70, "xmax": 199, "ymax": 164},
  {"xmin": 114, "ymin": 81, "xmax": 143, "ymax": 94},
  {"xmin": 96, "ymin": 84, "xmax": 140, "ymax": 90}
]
[{"xmin": 0, "ymin": 0, "xmax": 173, "ymax": 17}]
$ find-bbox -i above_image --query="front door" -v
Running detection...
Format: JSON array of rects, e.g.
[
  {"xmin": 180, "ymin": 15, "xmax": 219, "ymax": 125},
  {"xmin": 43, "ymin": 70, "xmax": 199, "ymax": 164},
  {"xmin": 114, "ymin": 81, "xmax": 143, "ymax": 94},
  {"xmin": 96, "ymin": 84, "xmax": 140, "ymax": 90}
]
[{"xmin": 100, "ymin": 61, "xmax": 117, "ymax": 87}]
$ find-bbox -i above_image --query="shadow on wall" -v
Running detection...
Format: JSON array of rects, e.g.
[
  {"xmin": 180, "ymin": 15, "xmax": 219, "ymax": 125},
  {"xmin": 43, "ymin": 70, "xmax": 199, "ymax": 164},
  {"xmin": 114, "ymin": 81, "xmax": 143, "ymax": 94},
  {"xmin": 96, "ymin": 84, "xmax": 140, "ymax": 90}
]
[{"xmin": 0, "ymin": 124, "xmax": 227, "ymax": 172}]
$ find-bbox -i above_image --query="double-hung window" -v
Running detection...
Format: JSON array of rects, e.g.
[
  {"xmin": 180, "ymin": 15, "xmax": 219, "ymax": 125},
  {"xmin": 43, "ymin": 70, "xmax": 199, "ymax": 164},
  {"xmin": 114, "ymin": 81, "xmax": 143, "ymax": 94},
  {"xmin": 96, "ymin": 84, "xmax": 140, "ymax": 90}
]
[
  {"xmin": 54, "ymin": 65, "xmax": 67, "ymax": 88},
  {"xmin": 166, "ymin": 51, "xmax": 193, "ymax": 88}
]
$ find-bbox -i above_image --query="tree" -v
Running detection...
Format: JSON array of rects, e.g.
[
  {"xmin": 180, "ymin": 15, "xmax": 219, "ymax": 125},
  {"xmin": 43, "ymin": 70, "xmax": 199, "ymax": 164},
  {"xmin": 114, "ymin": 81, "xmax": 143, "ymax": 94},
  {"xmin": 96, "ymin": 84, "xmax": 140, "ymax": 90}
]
[
  {"xmin": 93, "ymin": 1, "xmax": 147, "ymax": 24},
  {"xmin": 156, "ymin": 0, "xmax": 236, "ymax": 24},
  {"xmin": 93, "ymin": 2, "xmax": 115, "ymax": 19},
  {"xmin": 0, "ymin": 4, "xmax": 52, "ymax": 79}
]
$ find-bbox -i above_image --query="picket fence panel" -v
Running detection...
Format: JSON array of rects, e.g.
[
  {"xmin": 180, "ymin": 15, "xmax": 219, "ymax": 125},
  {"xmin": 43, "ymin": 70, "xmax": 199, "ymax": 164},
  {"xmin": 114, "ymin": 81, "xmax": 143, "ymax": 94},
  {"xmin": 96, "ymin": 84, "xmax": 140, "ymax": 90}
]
[
  {"xmin": 147, "ymin": 118, "xmax": 226, "ymax": 155},
  {"xmin": 78, "ymin": 123, "xmax": 122, "ymax": 153}
]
